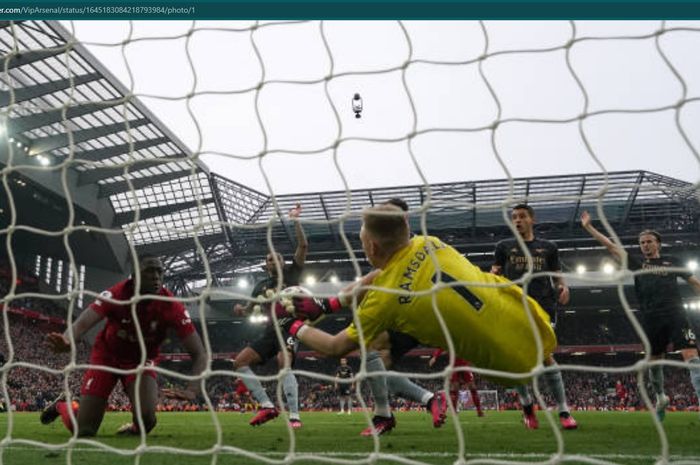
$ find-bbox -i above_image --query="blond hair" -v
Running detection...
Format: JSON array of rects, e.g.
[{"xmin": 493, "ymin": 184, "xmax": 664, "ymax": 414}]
[{"xmin": 362, "ymin": 204, "xmax": 410, "ymax": 254}]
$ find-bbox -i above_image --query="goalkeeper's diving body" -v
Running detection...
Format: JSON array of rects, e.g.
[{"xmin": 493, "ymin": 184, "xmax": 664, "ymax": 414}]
[{"xmin": 280, "ymin": 204, "xmax": 557, "ymax": 434}]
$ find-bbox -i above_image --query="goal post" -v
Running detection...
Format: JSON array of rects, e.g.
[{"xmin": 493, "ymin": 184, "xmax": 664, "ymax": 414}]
[{"xmin": 475, "ymin": 390, "xmax": 499, "ymax": 411}]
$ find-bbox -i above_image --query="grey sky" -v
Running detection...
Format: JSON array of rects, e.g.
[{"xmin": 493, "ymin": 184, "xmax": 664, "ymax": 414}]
[{"xmin": 64, "ymin": 20, "xmax": 700, "ymax": 195}]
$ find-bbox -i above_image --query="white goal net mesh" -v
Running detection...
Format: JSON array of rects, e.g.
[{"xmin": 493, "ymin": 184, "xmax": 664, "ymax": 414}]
[{"xmin": 1, "ymin": 18, "xmax": 699, "ymax": 465}]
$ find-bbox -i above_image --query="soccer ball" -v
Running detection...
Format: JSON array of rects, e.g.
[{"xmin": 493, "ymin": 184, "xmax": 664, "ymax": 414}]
[{"xmin": 269, "ymin": 286, "xmax": 313, "ymax": 316}]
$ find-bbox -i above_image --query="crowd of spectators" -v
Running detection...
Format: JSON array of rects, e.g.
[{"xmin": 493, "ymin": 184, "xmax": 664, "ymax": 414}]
[
  {"xmin": 152, "ymin": 354, "xmax": 698, "ymax": 414},
  {"xmin": 0, "ymin": 314, "xmax": 92, "ymax": 412},
  {"xmin": 1, "ymin": 260, "xmax": 698, "ymax": 415},
  {"xmin": 0, "ymin": 312, "xmax": 698, "ymax": 414}
]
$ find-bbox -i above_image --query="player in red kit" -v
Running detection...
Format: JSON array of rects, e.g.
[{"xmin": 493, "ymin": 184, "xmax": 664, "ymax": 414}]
[
  {"xmin": 235, "ymin": 378, "xmax": 250, "ymax": 396},
  {"xmin": 428, "ymin": 348, "xmax": 483, "ymax": 417},
  {"xmin": 615, "ymin": 380, "xmax": 628, "ymax": 410},
  {"xmin": 40, "ymin": 255, "xmax": 207, "ymax": 437}
]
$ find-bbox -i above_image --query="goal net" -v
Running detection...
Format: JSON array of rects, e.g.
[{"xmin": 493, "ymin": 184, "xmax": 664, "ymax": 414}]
[
  {"xmin": 1, "ymin": 17, "xmax": 699, "ymax": 465},
  {"xmin": 474, "ymin": 390, "xmax": 499, "ymax": 411}
]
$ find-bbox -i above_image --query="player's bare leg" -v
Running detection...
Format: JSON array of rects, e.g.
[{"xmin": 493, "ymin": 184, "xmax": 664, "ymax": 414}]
[
  {"xmin": 75, "ymin": 396, "xmax": 107, "ymax": 438},
  {"xmin": 120, "ymin": 375, "xmax": 159, "ymax": 435},
  {"xmin": 42, "ymin": 393, "xmax": 106, "ymax": 437},
  {"xmin": 448, "ymin": 380, "xmax": 461, "ymax": 413},
  {"xmin": 466, "ymin": 381, "xmax": 484, "ymax": 417},
  {"xmin": 233, "ymin": 345, "xmax": 263, "ymax": 371}
]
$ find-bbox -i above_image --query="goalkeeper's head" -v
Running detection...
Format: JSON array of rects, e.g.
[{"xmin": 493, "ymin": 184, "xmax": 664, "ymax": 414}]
[
  {"xmin": 383, "ymin": 197, "xmax": 411, "ymax": 233},
  {"xmin": 265, "ymin": 252, "xmax": 284, "ymax": 276},
  {"xmin": 360, "ymin": 204, "xmax": 410, "ymax": 269}
]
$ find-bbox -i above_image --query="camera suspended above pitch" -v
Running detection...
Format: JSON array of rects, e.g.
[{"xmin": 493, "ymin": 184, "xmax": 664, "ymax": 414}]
[{"xmin": 352, "ymin": 93, "xmax": 363, "ymax": 118}]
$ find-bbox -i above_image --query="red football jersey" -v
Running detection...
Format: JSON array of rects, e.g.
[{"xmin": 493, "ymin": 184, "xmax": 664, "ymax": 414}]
[
  {"xmin": 89, "ymin": 279, "xmax": 195, "ymax": 365},
  {"xmin": 616, "ymin": 383, "xmax": 627, "ymax": 398}
]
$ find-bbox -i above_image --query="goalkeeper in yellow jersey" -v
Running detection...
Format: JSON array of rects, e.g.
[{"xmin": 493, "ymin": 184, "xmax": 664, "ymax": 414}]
[{"xmin": 278, "ymin": 204, "xmax": 557, "ymax": 434}]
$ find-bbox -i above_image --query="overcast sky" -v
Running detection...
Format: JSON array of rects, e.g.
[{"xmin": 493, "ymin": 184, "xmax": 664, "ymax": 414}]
[{"xmin": 64, "ymin": 20, "xmax": 700, "ymax": 195}]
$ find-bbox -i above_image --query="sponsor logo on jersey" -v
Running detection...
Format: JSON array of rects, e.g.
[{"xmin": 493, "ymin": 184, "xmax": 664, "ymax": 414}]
[
  {"xmin": 95, "ymin": 290, "xmax": 113, "ymax": 306},
  {"xmin": 642, "ymin": 262, "xmax": 671, "ymax": 276}
]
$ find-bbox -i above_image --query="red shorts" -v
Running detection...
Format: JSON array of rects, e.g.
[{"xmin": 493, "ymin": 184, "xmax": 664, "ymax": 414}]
[
  {"xmin": 81, "ymin": 356, "xmax": 157, "ymax": 399},
  {"xmin": 449, "ymin": 359, "xmax": 474, "ymax": 385},
  {"xmin": 235, "ymin": 381, "xmax": 249, "ymax": 396}
]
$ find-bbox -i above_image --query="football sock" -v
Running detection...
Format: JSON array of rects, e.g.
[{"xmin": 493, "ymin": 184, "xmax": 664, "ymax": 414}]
[
  {"xmin": 339, "ymin": 398, "xmax": 345, "ymax": 412},
  {"xmin": 544, "ymin": 369, "xmax": 570, "ymax": 413},
  {"xmin": 282, "ymin": 371, "xmax": 300, "ymax": 420},
  {"xmin": 449, "ymin": 390, "xmax": 458, "ymax": 407},
  {"xmin": 366, "ymin": 351, "xmax": 391, "ymax": 418},
  {"xmin": 515, "ymin": 384, "xmax": 533, "ymax": 407},
  {"xmin": 237, "ymin": 366, "xmax": 274, "ymax": 409},
  {"xmin": 687, "ymin": 357, "xmax": 700, "ymax": 406},
  {"xmin": 386, "ymin": 374, "xmax": 432, "ymax": 404},
  {"xmin": 471, "ymin": 388, "xmax": 482, "ymax": 414},
  {"xmin": 346, "ymin": 396, "xmax": 353, "ymax": 412},
  {"xmin": 649, "ymin": 365, "xmax": 665, "ymax": 398}
]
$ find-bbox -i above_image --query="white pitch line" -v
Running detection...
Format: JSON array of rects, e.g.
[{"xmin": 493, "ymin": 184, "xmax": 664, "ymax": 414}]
[{"xmin": 6, "ymin": 446, "xmax": 700, "ymax": 461}]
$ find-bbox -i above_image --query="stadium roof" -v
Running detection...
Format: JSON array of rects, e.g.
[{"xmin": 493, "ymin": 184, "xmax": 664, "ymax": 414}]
[
  {"xmin": 1, "ymin": 21, "xmax": 698, "ymax": 286},
  {"xmin": 164, "ymin": 170, "xmax": 700, "ymax": 285},
  {"xmin": 1, "ymin": 20, "xmax": 215, "ymax": 270}
]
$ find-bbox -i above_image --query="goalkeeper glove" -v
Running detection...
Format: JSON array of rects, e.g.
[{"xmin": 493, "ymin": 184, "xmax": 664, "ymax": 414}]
[{"xmin": 292, "ymin": 296, "xmax": 342, "ymax": 323}]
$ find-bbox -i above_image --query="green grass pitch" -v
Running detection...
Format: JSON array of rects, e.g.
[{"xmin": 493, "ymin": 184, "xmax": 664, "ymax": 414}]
[{"xmin": 1, "ymin": 410, "xmax": 699, "ymax": 464}]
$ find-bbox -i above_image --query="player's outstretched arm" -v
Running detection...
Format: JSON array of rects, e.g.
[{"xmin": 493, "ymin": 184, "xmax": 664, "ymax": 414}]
[
  {"xmin": 686, "ymin": 275, "xmax": 700, "ymax": 295},
  {"xmin": 580, "ymin": 210, "xmax": 624, "ymax": 261},
  {"xmin": 555, "ymin": 277, "xmax": 570, "ymax": 305},
  {"xmin": 46, "ymin": 307, "xmax": 104, "ymax": 353},
  {"xmin": 183, "ymin": 332, "xmax": 208, "ymax": 396},
  {"xmin": 163, "ymin": 332, "xmax": 207, "ymax": 401},
  {"xmin": 287, "ymin": 322, "xmax": 358, "ymax": 358},
  {"xmin": 289, "ymin": 203, "xmax": 308, "ymax": 266},
  {"xmin": 233, "ymin": 301, "xmax": 255, "ymax": 317},
  {"xmin": 491, "ymin": 241, "xmax": 506, "ymax": 275}
]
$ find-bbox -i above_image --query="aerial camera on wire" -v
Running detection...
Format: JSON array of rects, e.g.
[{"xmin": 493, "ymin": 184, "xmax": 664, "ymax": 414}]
[{"xmin": 352, "ymin": 93, "xmax": 363, "ymax": 118}]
